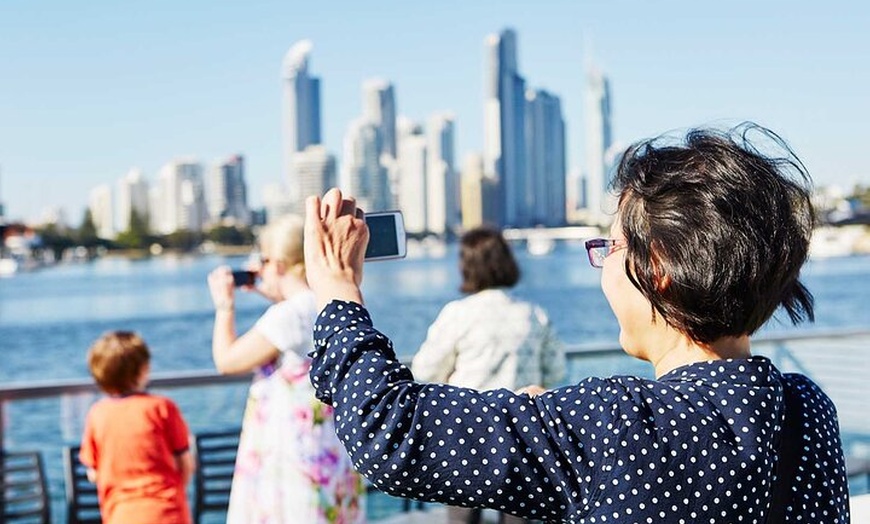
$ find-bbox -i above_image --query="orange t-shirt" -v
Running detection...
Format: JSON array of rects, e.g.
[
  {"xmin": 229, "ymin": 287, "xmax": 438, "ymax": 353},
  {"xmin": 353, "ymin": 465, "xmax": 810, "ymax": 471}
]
[{"xmin": 80, "ymin": 393, "xmax": 192, "ymax": 524}]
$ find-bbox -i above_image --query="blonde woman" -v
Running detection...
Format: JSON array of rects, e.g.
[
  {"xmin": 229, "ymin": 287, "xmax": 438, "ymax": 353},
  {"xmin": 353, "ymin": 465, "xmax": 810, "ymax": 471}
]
[{"xmin": 207, "ymin": 215, "xmax": 365, "ymax": 524}]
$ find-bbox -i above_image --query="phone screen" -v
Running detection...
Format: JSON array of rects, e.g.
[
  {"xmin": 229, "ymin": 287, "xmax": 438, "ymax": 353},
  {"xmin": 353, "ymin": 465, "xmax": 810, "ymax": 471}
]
[{"xmin": 365, "ymin": 213, "xmax": 401, "ymax": 259}]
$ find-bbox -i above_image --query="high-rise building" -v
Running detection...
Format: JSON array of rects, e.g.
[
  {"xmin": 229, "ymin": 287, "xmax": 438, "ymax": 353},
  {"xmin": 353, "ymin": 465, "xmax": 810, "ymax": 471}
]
[
  {"xmin": 362, "ymin": 79, "xmax": 397, "ymax": 160},
  {"xmin": 526, "ymin": 89, "xmax": 567, "ymax": 227},
  {"xmin": 341, "ymin": 118, "xmax": 391, "ymax": 213},
  {"xmin": 293, "ymin": 145, "xmax": 337, "ymax": 206},
  {"xmin": 282, "ymin": 40, "xmax": 322, "ymax": 210},
  {"xmin": 460, "ymin": 153, "xmax": 485, "ymax": 230},
  {"xmin": 484, "ymin": 29, "xmax": 528, "ymax": 227},
  {"xmin": 148, "ymin": 185, "xmax": 162, "ymax": 233},
  {"xmin": 584, "ymin": 66, "xmax": 613, "ymax": 226},
  {"xmin": 262, "ymin": 183, "xmax": 295, "ymax": 223},
  {"xmin": 0, "ymin": 168, "xmax": 6, "ymax": 225},
  {"xmin": 426, "ymin": 113, "xmax": 458, "ymax": 236},
  {"xmin": 396, "ymin": 118, "xmax": 428, "ymax": 235},
  {"xmin": 89, "ymin": 184, "xmax": 114, "ymax": 239},
  {"xmin": 116, "ymin": 168, "xmax": 150, "ymax": 233},
  {"xmin": 156, "ymin": 160, "xmax": 206, "ymax": 234},
  {"xmin": 207, "ymin": 155, "xmax": 249, "ymax": 226}
]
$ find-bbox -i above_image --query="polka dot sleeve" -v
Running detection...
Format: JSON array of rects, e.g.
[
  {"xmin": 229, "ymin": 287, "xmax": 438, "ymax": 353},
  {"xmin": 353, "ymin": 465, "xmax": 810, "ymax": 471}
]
[
  {"xmin": 310, "ymin": 300, "xmax": 599, "ymax": 521},
  {"xmin": 310, "ymin": 300, "xmax": 851, "ymax": 523}
]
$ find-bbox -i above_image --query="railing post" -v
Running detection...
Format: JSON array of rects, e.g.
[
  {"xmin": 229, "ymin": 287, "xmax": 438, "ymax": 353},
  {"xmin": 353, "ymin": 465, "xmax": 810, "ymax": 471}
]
[
  {"xmin": 1, "ymin": 399, "xmax": 5, "ymax": 519},
  {"xmin": 1, "ymin": 398, "xmax": 5, "ymax": 455}
]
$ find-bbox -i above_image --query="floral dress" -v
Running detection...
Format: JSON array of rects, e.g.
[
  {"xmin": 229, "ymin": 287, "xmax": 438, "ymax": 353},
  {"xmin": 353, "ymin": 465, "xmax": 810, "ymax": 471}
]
[{"xmin": 226, "ymin": 292, "xmax": 366, "ymax": 523}]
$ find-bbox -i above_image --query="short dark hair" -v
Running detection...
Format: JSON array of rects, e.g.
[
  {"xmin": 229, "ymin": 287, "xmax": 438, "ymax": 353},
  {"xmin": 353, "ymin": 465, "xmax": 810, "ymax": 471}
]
[
  {"xmin": 87, "ymin": 331, "xmax": 151, "ymax": 395},
  {"xmin": 459, "ymin": 227, "xmax": 520, "ymax": 294},
  {"xmin": 612, "ymin": 123, "xmax": 815, "ymax": 343}
]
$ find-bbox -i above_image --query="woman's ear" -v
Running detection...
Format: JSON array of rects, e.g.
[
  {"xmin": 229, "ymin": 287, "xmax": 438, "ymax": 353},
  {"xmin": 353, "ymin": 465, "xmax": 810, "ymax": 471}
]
[
  {"xmin": 649, "ymin": 248, "xmax": 671, "ymax": 293},
  {"xmin": 654, "ymin": 272, "xmax": 671, "ymax": 293},
  {"xmin": 288, "ymin": 262, "xmax": 306, "ymax": 280},
  {"xmin": 273, "ymin": 259, "xmax": 287, "ymax": 276}
]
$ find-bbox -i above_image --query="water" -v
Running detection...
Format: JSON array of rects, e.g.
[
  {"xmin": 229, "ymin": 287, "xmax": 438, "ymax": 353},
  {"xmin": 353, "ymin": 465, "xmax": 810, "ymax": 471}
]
[
  {"xmin": 1, "ymin": 242, "xmax": 867, "ymax": 382},
  {"xmin": 1, "ymin": 243, "xmax": 868, "ymax": 521}
]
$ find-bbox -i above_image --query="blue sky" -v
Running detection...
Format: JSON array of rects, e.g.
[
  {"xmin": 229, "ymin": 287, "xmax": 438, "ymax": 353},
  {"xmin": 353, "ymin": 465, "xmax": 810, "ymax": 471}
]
[{"xmin": 1, "ymin": 0, "xmax": 868, "ymax": 223}]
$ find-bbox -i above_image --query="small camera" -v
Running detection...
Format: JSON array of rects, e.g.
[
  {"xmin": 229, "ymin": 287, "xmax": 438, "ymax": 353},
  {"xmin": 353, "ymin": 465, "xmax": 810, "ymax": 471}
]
[{"xmin": 231, "ymin": 270, "xmax": 256, "ymax": 287}]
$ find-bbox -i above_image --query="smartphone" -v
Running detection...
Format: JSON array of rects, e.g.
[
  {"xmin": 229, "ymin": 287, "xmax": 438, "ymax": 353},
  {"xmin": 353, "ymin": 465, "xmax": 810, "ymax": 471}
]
[
  {"xmin": 364, "ymin": 211, "xmax": 407, "ymax": 261},
  {"xmin": 231, "ymin": 270, "xmax": 256, "ymax": 287}
]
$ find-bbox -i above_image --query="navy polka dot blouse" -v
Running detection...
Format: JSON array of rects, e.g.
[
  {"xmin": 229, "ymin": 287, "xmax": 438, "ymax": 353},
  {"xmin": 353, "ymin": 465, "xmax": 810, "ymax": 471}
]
[{"xmin": 310, "ymin": 301, "xmax": 850, "ymax": 523}]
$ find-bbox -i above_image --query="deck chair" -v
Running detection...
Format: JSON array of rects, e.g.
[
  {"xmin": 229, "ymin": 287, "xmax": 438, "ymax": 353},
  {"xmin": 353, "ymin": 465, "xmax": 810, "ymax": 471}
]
[
  {"xmin": 192, "ymin": 427, "xmax": 240, "ymax": 523},
  {"xmin": 62, "ymin": 445, "xmax": 101, "ymax": 524},
  {"xmin": 1, "ymin": 450, "xmax": 51, "ymax": 524}
]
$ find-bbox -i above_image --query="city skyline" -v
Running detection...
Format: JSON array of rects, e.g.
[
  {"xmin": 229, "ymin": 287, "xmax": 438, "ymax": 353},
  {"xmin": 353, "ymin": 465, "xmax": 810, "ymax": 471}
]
[{"xmin": 1, "ymin": 1, "xmax": 869, "ymax": 222}]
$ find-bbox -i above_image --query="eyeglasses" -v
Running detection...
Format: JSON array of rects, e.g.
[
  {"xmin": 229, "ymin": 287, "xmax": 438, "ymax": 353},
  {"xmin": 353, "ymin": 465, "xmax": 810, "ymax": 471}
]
[{"xmin": 584, "ymin": 238, "xmax": 627, "ymax": 268}]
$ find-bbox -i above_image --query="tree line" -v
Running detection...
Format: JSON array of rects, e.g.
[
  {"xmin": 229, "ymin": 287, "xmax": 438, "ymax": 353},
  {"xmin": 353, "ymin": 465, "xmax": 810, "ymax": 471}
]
[{"xmin": 33, "ymin": 209, "xmax": 255, "ymax": 259}]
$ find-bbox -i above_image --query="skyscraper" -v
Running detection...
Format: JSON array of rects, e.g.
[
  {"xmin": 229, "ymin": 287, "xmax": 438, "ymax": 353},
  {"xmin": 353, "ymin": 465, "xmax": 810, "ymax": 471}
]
[
  {"xmin": 341, "ymin": 118, "xmax": 391, "ymax": 213},
  {"xmin": 282, "ymin": 40, "xmax": 322, "ymax": 210},
  {"xmin": 116, "ymin": 168, "xmax": 149, "ymax": 233},
  {"xmin": 89, "ymin": 184, "xmax": 114, "ymax": 239},
  {"xmin": 584, "ymin": 65, "xmax": 613, "ymax": 226},
  {"xmin": 525, "ymin": 89, "xmax": 567, "ymax": 227},
  {"xmin": 262, "ymin": 183, "xmax": 295, "ymax": 223},
  {"xmin": 362, "ymin": 79, "xmax": 397, "ymax": 160},
  {"xmin": 156, "ymin": 159, "xmax": 206, "ymax": 234},
  {"xmin": 293, "ymin": 146, "xmax": 337, "ymax": 207},
  {"xmin": 426, "ymin": 113, "xmax": 457, "ymax": 235},
  {"xmin": 484, "ymin": 29, "xmax": 528, "ymax": 227},
  {"xmin": 207, "ymin": 155, "xmax": 249, "ymax": 226},
  {"xmin": 460, "ymin": 153, "xmax": 485, "ymax": 230},
  {"xmin": 396, "ymin": 118, "xmax": 428, "ymax": 235}
]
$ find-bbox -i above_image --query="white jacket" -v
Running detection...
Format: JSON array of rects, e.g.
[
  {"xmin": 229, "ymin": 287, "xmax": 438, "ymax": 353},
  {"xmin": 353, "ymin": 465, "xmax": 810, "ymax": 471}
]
[{"xmin": 411, "ymin": 288, "xmax": 565, "ymax": 391}]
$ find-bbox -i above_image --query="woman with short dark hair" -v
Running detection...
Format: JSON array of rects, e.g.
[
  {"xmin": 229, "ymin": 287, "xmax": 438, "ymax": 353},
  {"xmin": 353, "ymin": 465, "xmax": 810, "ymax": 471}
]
[
  {"xmin": 411, "ymin": 226, "xmax": 563, "ymax": 400},
  {"xmin": 458, "ymin": 227, "xmax": 520, "ymax": 293},
  {"xmin": 303, "ymin": 123, "xmax": 850, "ymax": 523}
]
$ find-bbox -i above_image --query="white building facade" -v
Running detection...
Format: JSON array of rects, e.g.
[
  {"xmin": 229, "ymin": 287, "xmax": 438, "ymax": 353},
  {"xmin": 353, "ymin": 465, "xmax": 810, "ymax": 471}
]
[
  {"xmin": 89, "ymin": 184, "xmax": 114, "ymax": 239},
  {"xmin": 116, "ymin": 168, "xmax": 149, "ymax": 233}
]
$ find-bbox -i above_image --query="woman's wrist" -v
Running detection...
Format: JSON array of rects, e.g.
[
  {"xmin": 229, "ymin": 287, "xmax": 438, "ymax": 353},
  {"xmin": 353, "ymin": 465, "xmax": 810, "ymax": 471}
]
[
  {"xmin": 314, "ymin": 280, "xmax": 363, "ymax": 311},
  {"xmin": 215, "ymin": 300, "xmax": 235, "ymax": 312}
]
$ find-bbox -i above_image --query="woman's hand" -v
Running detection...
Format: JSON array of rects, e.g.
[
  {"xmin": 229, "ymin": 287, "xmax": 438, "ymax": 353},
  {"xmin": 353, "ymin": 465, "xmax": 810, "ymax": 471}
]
[
  {"xmin": 516, "ymin": 384, "xmax": 547, "ymax": 398},
  {"xmin": 207, "ymin": 266, "xmax": 236, "ymax": 312},
  {"xmin": 304, "ymin": 188, "xmax": 368, "ymax": 310}
]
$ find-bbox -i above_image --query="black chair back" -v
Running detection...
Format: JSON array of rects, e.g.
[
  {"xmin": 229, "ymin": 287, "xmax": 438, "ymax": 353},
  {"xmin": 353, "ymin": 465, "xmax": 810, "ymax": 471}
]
[
  {"xmin": 62, "ymin": 445, "xmax": 101, "ymax": 524},
  {"xmin": 192, "ymin": 427, "xmax": 240, "ymax": 524},
  {"xmin": 1, "ymin": 450, "xmax": 50, "ymax": 524}
]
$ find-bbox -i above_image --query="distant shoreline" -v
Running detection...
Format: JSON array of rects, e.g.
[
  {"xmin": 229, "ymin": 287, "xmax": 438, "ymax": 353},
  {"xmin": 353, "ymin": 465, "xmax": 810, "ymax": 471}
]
[{"xmin": 100, "ymin": 243, "xmax": 255, "ymax": 260}]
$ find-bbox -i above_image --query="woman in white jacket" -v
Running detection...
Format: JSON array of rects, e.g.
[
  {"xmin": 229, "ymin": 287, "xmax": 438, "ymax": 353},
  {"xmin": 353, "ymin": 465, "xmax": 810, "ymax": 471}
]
[
  {"xmin": 412, "ymin": 227, "xmax": 565, "ymax": 392},
  {"xmin": 411, "ymin": 226, "xmax": 565, "ymax": 524}
]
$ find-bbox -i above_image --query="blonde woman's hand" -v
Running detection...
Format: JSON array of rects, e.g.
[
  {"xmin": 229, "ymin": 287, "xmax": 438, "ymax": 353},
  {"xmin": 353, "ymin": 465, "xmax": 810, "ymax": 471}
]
[
  {"xmin": 304, "ymin": 188, "xmax": 368, "ymax": 310},
  {"xmin": 207, "ymin": 266, "xmax": 235, "ymax": 312}
]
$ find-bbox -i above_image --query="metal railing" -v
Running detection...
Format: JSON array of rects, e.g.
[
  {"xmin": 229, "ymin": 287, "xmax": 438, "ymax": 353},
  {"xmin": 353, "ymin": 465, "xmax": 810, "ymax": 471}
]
[
  {"xmin": 0, "ymin": 371, "xmax": 252, "ymax": 454},
  {"xmin": 1, "ymin": 328, "xmax": 868, "ymax": 522},
  {"xmin": 2, "ymin": 327, "xmax": 869, "ymax": 453}
]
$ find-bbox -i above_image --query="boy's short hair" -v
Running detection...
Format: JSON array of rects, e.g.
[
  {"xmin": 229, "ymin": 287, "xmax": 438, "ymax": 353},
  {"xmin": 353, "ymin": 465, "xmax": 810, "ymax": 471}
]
[
  {"xmin": 87, "ymin": 331, "xmax": 151, "ymax": 395},
  {"xmin": 459, "ymin": 227, "xmax": 520, "ymax": 294}
]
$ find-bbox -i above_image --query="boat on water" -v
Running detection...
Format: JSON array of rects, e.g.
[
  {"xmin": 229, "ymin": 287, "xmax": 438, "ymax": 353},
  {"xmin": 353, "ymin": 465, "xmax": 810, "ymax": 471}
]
[
  {"xmin": 809, "ymin": 225, "xmax": 867, "ymax": 259},
  {"xmin": 0, "ymin": 256, "xmax": 17, "ymax": 276},
  {"xmin": 526, "ymin": 236, "xmax": 556, "ymax": 256}
]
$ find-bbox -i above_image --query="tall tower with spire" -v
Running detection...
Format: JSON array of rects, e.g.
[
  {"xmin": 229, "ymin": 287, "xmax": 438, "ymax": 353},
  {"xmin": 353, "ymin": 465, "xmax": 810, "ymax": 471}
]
[
  {"xmin": 282, "ymin": 40, "xmax": 322, "ymax": 211},
  {"xmin": 483, "ymin": 29, "xmax": 528, "ymax": 227},
  {"xmin": 584, "ymin": 65, "xmax": 613, "ymax": 226}
]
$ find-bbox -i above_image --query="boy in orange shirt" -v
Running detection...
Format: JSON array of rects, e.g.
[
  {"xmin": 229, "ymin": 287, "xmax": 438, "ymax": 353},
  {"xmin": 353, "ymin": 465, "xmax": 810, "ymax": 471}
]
[{"xmin": 80, "ymin": 331, "xmax": 193, "ymax": 524}]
